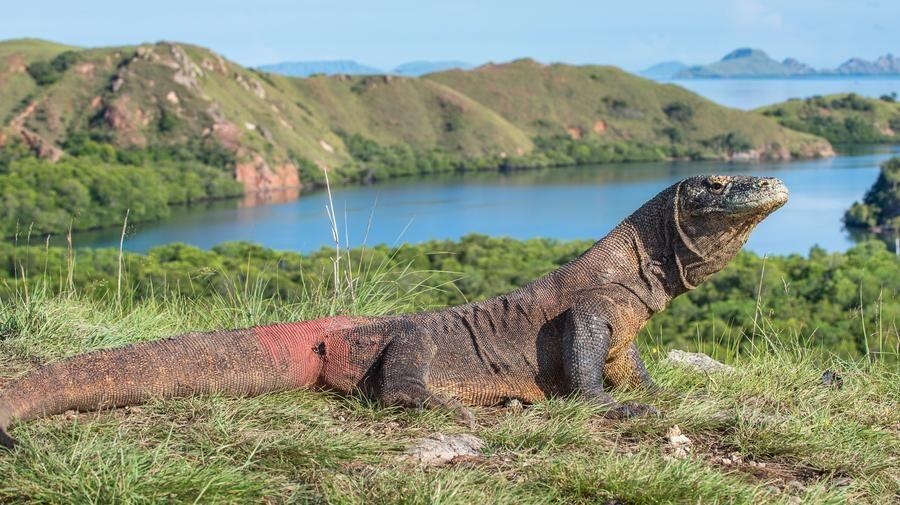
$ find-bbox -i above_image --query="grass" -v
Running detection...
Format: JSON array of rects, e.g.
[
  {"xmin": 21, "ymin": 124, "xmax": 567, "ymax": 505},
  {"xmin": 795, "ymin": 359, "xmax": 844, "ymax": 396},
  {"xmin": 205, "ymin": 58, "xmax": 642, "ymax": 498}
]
[{"xmin": 0, "ymin": 263, "xmax": 897, "ymax": 503}]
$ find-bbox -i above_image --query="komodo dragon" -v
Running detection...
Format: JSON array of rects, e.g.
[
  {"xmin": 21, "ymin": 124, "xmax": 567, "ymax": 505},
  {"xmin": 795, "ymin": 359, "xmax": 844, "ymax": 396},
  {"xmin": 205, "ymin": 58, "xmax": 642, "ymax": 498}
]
[{"xmin": 0, "ymin": 175, "xmax": 788, "ymax": 449}]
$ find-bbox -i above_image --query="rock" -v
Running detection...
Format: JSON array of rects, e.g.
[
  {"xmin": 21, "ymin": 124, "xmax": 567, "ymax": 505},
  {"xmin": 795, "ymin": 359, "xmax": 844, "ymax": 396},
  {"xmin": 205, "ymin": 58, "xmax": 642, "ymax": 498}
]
[
  {"xmin": 821, "ymin": 370, "xmax": 843, "ymax": 389},
  {"xmin": 405, "ymin": 433, "xmax": 484, "ymax": 465},
  {"xmin": 503, "ymin": 398, "xmax": 524, "ymax": 411},
  {"xmin": 662, "ymin": 350, "xmax": 734, "ymax": 374},
  {"xmin": 786, "ymin": 480, "xmax": 805, "ymax": 493},
  {"xmin": 165, "ymin": 91, "xmax": 180, "ymax": 104},
  {"xmin": 665, "ymin": 425, "xmax": 692, "ymax": 459},
  {"xmin": 111, "ymin": 76, "xmax": 125, "ymax": 93}
]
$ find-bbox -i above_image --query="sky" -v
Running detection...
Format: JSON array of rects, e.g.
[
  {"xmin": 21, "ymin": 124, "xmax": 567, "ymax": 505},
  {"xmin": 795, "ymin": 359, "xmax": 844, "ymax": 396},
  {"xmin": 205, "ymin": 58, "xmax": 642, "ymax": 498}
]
[{"xmin": 1, "ymin": 0, "xmax": 896, "ymax": 71}]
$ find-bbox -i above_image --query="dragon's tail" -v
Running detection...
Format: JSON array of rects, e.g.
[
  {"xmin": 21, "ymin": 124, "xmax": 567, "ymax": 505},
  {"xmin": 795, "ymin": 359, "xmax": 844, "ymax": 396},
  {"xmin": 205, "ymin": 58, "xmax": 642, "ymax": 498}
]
[{"xmin": 0, "ymin": 317, "xmax": 365, "ymax": 449}]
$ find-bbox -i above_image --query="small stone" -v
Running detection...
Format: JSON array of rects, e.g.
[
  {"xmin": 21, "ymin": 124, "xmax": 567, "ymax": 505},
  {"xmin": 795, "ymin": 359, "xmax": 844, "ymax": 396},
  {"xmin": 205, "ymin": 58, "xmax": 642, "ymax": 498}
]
[
  {"xmin": 788, "ymin": 497, "xmax": 802, "ymax": 505},
  {"xmin": 665, "ymin": 425, "xmax": 692, "ymax": 459},
  {"xmin": 786, "ymin": 480, "xmax": 805, "ymax": 492},
  {"xmin": 405, "ymin": 433, "xmax": 485, "ymax": 465},
  {"xmin": 722, "ymin": 457, "xmax": 732, "ymax": 465},
  {"xmin": 503, "ymin": 398, "xmax": 524, "ymax": 411},
  {"xmin": 662, "ymin": 350, "xmax": 734, "ymax": 374},
  {"xmin": 832, "ymin": 477, "xmax": 851, "ymax": 487}
]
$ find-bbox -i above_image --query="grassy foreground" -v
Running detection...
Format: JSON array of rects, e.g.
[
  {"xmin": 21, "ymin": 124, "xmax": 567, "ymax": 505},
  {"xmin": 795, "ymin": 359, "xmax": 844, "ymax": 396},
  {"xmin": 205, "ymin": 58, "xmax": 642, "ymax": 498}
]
[{"xmin": 0, "ymin": 261, "xmax": 897, "ymax": 504}]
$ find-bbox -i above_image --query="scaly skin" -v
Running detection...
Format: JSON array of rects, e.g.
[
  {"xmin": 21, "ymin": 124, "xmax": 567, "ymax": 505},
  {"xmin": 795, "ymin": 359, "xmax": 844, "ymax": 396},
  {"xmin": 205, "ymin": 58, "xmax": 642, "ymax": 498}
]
[{"xmin": 0, "ymin": 175, "xmax": 788, "ymax": 449}]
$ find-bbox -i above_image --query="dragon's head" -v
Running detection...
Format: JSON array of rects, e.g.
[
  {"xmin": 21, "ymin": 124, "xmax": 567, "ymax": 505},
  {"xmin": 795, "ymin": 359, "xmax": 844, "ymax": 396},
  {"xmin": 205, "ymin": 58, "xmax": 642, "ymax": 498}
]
[{"xmin": 670, "ymin": 174, "xmax": 788, "ymax": 288}]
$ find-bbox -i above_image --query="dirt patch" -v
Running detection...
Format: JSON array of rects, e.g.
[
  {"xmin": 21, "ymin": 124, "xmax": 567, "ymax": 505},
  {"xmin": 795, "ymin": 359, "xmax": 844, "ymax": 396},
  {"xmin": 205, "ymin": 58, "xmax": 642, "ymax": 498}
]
[{"xmin": 5, "ymin": 55, "xmax": 27, "ymax": 74}]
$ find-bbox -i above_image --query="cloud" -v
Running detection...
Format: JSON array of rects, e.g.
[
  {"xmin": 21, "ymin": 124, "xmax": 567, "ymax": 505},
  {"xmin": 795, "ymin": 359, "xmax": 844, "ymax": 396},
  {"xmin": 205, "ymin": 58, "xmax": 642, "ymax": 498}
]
[{"xmin": 731, "ymin": 0, "xmax": 783, "ymax": 29}]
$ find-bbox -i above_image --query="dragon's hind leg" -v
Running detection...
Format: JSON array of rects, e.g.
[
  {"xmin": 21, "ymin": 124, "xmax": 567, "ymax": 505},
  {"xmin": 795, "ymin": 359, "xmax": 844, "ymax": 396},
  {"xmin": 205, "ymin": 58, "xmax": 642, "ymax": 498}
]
[{"xmin": 376, "ymin": 320, "xmax": 475, "ymax": 427}]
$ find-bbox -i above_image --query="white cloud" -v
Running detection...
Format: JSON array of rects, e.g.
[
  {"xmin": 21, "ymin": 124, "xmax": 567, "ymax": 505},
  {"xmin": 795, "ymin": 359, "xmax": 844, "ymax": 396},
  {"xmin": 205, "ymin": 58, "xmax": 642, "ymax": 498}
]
[{"xmin": 731, "ymin": 0, "xmax": 783, "ymax": 29}]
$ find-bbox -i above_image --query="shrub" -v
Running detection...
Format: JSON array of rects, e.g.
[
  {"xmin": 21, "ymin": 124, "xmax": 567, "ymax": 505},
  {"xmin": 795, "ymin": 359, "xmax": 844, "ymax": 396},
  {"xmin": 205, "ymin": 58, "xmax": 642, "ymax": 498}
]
[
  {"xmin": 25, "ymin": 51, "xmax": 80, "ymax": 86},
  {"xmin": 663, "ymin": 102, "xmax": 694, "ymax": 123}
]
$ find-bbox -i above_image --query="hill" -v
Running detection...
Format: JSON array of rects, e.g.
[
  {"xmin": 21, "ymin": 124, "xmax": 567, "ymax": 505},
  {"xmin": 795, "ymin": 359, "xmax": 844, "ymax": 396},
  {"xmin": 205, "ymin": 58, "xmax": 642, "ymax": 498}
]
[
  {"xmin": 426, "ymin": 59, "xmax": 831, "ymax": 160},
  {"xmin": 0, "ymin": 39, "xmax": 833, "ymax": 234},
  {"xmin": 638, "ymin": 60, "xmax": 689, "ymax": 80},
  {"xmin": 676, "ymin": 48, "xmax": 815, "ymax": 78},
  {"xmin": 757, "ymin": 93, "xmax": 900, "ymax": 144},
  {"xmin": 256, "ymin": 60, "xmax": 383, "ymax": 77},
  {"xmin": 0, "ymin": 39, "xmax": 833, "ymax": 187},
  {"xmin": 393, "ymin": 60, "xmax": 473, "ymax": 76}
]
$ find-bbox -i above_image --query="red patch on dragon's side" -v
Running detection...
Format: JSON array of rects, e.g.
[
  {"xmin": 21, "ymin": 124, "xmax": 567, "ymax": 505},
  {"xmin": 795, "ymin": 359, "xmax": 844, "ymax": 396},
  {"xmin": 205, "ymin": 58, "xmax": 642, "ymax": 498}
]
[{"xmin": 254, "ymin": 317, "xmax": 374, "ymax": 389}]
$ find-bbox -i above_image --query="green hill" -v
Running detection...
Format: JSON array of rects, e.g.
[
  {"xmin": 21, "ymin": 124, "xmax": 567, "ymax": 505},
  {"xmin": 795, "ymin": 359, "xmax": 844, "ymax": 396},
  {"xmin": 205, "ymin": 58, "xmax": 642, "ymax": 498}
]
[
  {"xmin": 0, "ymin": 40, "xmax": 834, "ymax": 234},
  {"xmin": 758, "ymin": 93, "xmax": 900, "ymax": 144},
  {"xmin": 427, "ymin": 59, "xmax": 830, "ymax": 159}
]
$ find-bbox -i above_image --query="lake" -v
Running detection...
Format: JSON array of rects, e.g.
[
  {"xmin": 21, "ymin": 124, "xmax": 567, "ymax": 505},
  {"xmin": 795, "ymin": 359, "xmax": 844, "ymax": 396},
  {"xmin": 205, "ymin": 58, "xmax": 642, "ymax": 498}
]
[
  {"xmin": 69, "ymin": 145, "xmax": 900, "ymax": 257},
  {"xmin": 659, "ymin": 76, "xmax": 900, "ymax": 110}
]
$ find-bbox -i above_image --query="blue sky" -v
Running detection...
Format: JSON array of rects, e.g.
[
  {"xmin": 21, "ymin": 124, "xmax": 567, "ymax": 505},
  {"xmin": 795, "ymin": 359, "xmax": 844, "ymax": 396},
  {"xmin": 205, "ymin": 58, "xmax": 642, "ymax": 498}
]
[{"xmin": 1, "ymin": 0, "xmax": 896, "ymax": 70}]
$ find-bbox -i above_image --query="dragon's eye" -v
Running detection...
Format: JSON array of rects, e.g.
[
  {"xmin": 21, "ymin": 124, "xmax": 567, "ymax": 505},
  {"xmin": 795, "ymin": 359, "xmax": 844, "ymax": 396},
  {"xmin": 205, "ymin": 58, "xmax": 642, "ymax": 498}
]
[{"xmin": 706, "ymin": 180, "xmax": 726, "ymax": 193}]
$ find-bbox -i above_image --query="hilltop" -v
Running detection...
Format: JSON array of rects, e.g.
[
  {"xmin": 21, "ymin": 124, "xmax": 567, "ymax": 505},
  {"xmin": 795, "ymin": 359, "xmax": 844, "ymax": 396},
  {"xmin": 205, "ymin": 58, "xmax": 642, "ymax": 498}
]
[
  {"xmin": 392, "ymin": 60, "xmax": 473, "ymax": 76},
  {"xmin": 758, "ymin": 93, "xmax": 900, "ymax": 144},
  {"xmin": 258, "ymin": 60, "xmax": 474, "ymax": 78},
  {"xmin": 256, "ymin": 60, "xmax": 382, "ymax": 77},
  {"xmin": 638, "ymin": 60, "xmax": 689, "ymax": 80}
]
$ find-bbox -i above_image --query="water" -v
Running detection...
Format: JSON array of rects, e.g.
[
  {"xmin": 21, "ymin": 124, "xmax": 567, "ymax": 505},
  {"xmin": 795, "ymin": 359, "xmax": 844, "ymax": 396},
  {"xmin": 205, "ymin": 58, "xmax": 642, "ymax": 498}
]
[
  {"xmin": 659, "ymin": 77, "xmax": 900, "ymax": 110},
  {"xmin": 69, "ymin": 145, "xmax": 900, "ymax": 257}
]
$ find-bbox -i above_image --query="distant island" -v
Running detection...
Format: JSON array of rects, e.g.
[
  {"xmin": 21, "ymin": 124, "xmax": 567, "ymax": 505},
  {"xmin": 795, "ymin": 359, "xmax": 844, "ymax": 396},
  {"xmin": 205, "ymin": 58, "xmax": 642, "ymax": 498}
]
[
  {"xmin": 257, "ymin": 59, "xmax": 473, "ymax": 77},
  {"xmin": 641, "ymin": 48, "xmax": 900, "ymax": 79}
]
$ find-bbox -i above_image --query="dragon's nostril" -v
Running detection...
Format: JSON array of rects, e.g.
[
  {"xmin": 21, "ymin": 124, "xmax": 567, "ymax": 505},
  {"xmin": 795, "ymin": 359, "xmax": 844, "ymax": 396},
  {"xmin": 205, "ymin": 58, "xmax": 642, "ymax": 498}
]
[{"xmin": 759, "ymin": 179, "xmax": 770, "ymax": 187}]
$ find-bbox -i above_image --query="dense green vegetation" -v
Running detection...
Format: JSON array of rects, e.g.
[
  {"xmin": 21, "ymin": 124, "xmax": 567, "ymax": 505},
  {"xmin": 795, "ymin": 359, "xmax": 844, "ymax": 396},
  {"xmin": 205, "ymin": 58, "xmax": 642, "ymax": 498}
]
[
  {"xmin": 759, "ymin": 93, "xmax": 900, "ymax": 144},
  {"xmin": 0, "ymin": 139, "xmax": 243, "ymax": 236},
  {"xmin": 0, "ymin": 236, "xmax": 896, "ymax": 503},
  {"xmin": 845, "ymin": 157, "xmax": 900, "ymax": 230},
  {"xmin": 2, "ymin": 235, "xmax": 896, "ymax": 361}
]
